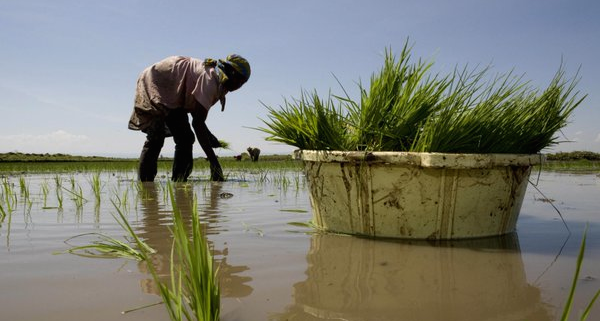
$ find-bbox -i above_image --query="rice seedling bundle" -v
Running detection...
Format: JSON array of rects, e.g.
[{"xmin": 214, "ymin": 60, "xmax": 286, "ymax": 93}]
[{"xmin": 259, "ymin": 42, "xmax": 585, "ymax": 154}]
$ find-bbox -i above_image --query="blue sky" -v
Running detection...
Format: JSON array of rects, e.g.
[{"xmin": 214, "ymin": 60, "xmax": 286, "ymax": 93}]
[{"xmin": 0, "ymin": 0, "xmax": 598, "ymax": 157}]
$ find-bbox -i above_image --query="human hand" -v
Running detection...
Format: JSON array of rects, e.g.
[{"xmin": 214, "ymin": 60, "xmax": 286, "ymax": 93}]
[
  {"xmin": 208, "ymin": 130, "xmax": 222, "ymax": 148},
  {"xmin": 210, "ymin": 163, "xmax": 225, "ymax": 181}
]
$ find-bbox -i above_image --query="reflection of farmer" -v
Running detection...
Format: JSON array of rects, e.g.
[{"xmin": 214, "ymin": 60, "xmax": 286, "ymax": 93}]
[
  {"xmin": 136, "ymin": 182, "xmax": 253, "ymax": 298},
  {"xmin": 128, "ymin": 54, "xmax": 251, "ymax": 182}
]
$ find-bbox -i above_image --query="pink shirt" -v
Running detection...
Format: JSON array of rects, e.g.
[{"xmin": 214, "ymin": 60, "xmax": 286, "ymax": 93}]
[{"xmin": 128, "ymin": 56, "xmax": 226, "ymax": 131}]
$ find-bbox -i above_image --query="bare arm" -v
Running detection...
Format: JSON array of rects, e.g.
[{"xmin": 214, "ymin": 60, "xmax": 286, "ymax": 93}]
[{"xmin": 191, "ymin": 107, "xmax": 224, "ymax": 181}]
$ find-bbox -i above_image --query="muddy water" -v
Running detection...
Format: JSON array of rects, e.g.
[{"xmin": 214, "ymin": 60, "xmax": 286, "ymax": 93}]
[{"xmin": 0, "ymin": 170, "xmax": 599, "ymax": 321}]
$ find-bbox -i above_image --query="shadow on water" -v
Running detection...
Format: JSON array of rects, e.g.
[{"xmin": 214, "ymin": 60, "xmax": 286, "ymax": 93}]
[
  {"xmin": 271, "ymin": 233, "xmax": 554, "ymax": 321},
  {"xmin": 133, "ymin": 182, "xmax": 253, "ymax": 298}
]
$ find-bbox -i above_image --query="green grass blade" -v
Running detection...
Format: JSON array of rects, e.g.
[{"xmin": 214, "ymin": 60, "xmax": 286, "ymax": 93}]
[
  {"xmin": 56, "ymin": 232, "xmax": 152, "ymax": 261},
  {"xmin": 580, "ymin": 289, "xmax": 600, "ymax": 320},
  {"xmin": 560, "ymin": 225, "xmax": 588, "ymax": 321}
]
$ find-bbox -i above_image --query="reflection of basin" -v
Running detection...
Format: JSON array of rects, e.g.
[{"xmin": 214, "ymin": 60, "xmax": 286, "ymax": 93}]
[
  {"xmin": 273, "ymin": 233, "xmax": 552, "ymax": 321},
  {"xmin": 135, "ymin": 182, "xmax": 252, "ymax": 298}
]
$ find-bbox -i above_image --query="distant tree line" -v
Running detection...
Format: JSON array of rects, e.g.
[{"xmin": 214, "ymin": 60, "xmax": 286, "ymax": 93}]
[
  {"xmin": 545, "ymin": 151, "xmax": 600, "ymax": 161},
  {"xmin": 0, "ymin": 152, "xmax": 122, "ymax": 162}
]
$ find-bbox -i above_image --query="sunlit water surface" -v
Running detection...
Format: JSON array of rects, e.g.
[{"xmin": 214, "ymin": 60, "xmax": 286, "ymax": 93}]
[{"xmin": 0, "ymin": 170, "xmax": 598, "ymax": 321}]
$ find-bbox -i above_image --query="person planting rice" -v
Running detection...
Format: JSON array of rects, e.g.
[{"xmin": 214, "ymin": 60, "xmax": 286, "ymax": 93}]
[{"xmin": 128, "ymin": 54, "xmax": 250, "ymax": 182}]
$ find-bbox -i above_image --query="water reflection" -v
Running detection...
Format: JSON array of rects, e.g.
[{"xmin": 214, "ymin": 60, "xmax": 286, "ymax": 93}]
[
  {"xmin": 273, "ymin": 233, "xmax": 552, "ymax": 321},
  {"xmin": 134, "ymin": 182, "xmax": 252, "ymax": 298}
]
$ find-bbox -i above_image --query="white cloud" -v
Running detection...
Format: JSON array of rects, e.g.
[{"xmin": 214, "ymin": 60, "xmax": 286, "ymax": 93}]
[
  {"xmin": 596, "ymin": 133, "xmax": 600, "ymax": 143},
  {"xmin": 0, "ymin": 130, "xmax": 89, "ymax": 154}
]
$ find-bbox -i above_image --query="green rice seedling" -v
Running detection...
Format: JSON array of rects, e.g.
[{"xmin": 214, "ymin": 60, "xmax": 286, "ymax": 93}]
[
  {"xmin": 293, "ymin": 171, "xmax": 305, "ymax": 191},
  {"xmin": 343, "ymin": 45, "xmax": 449, "ymax": 151},
  {"xmin": 40, "ymin": 181, "xmax": 49, "ymax": 208},
  {"xmin": 280, "ymin": 209, "xmax": 309, "ymax": 213},
  {"xmin": 412, "ymin": 65, "xmax": 585, "ymax": 153},
  {"xmin": 134, "ymin": 182, "xmax": 155, "ymax": 202},
  {"xmin": 120, "ymin": 188, "xmax": 129, "ymax": 209},
  {"xmin": 110, "ymin": 199, "xmax": 154, "ymax": 253},
  {"xmin": 89, "ymin": 171, "xmax": 103, "ymax": 204},
  {"xmin": 75, "ymin": 184, "xmax": 86, "ymax": 207},
  {"xmin": 57, "ymin": 232, "xmax": 152, "ymax": 261},
  {"xmin": 53, "ymin": 175, "xmax": 64, "ymax": 209},
  {"xmin": 272, "ymin": 170, "xmax": 291, "ymax": 192},
  {"xmin": 125, "ymin": 183, "xmax": 220, "ymax": 321},
  {"xmin": 111, "ymin": 186, "xmax": 130, "ymax": 211},
  {"xmin": 258, "ymin": 170, "xmax": 269, "ymax": 184},
  {"xmin": 18, "ymin": 176, "xmax": 29, "ymax": 199},
  {"xmin": 62, "ymin": 185, "xmax": 87, "ymax": 208},
  {"xmin": 217, "ymin": 140, "xmax": 230, "ymax": 149},
  {"xmin": 1, "ymin": 179, "xmax": 8, "ymax": 212},
  {"xmin": 293, "ymin": 174, "xmax": 299, "ymax": 190},
  {"xmin": 56, "ymin": 186, "xmax": 63, "ymax": 209},
  {"xmin": 161, "ymin": 183, "xmax": 170, "ymax": 204},
  {"xmin": 94, "ymin": 203, "xmax": 101, "ymax": 224},
  {"xmin": 259, "ymin": 89, "xmax": 351, "ymax": 150},
  {"xmin": 129, "ymin": 179, "xmax": 138, "ymax": 194},
  {"xmin": 17, "ymin": 176, "xmax": 32, "ymax": 212},
  {"xmin": 69, "ymin": 175, "xmax": 76, "ymax": 190},
  {"xmin": 53, "ymin": 174, "xmax": 62, "ymax": 188},
  {"xmin": 258, "ymin": 44, "xmax": 448, "ymax": 152},
  {"xmin": 560, "ymin": 226, "xmax": 600, "ymax": 321},
  {"xmin": 0, "ymin": 203, "xmax": 6, "ymax": 224},
  {"xmin": 23, "ymin": 195, "xmax": 33, "ymax": 215},
  {"xmin": 411, "ymin": 66, "xmax": 523, "ymax": 152},
  {"xmin": 57, "ymin": 199, "xmax": 155, "ymax": 260},
  {"xmin": 286, "ymin": 220, "xmax": 330, "ymax": 234},
  {"xmin": 166, "ymin": 184, "xmax": 220, "ymax": 321},
  {"xmin": 1, "ymin": 178, "xmax": 15, "ymax": 244},
  {"xmin": 2, "ymin": 177, "xmax": 16, "ymax": 213},
  {"xmin": 4, "ymin": 204, "xmax": 13, "ymax": 246},
  {"xmin": 258, "ymin": 41, "xmax": 585, "ymax": 154},
  {"xmin": 18, "ymin": 176, "xmax": 25, "ymax": 191}
]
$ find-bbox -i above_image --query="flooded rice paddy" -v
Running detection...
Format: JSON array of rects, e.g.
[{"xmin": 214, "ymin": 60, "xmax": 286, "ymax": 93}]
[{"xmin": 1, "ymin": 167, "xmax": 599, "ymax": 321}]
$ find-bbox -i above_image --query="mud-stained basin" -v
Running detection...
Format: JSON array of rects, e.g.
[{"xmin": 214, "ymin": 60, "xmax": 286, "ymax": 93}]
[{"xmin": 295, "ymin": 150, "xmax": 542, "ymax": 239}]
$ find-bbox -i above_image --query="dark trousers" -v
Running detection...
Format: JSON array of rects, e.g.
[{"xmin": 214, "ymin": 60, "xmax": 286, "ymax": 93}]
[{"xmin": 138, "ymin": 109, "xmax": 195, "ymax": 182}]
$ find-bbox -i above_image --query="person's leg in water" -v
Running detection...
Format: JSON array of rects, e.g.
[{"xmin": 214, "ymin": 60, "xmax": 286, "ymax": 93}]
[
  {"xmin": 138, "ymin": 119, "xmax": 166, "ymax": 182},
  {"xmin": 165, "ymin": 109, "xmax": 195, "ymax": 182}
]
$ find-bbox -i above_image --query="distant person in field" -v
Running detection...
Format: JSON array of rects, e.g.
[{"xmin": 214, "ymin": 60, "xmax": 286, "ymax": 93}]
[
  {"xmin": 247, "ymin": 147, "xmax": 261, "ymax": 162},
  {"xmin": 128, "ymin": 54, "xmax": 250, "ymax": 182}
]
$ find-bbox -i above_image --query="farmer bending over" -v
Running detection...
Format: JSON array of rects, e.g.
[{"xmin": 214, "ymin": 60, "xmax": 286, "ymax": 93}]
[{"xmin": 128, "ymin": 54, "xmax": 250, "ymax": 182}]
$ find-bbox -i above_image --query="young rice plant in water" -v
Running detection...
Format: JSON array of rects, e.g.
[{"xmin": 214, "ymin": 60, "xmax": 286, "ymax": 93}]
[
  {"xmin": 56, "ymin": 181, "xmax": 220, "ymax": 321},
  {"xmin": 258, "ymin": 42, "xmax": 586, "ymax": 154},
  {"xmin": 125, "ymin": 183, "xmax": 220, "ymax": 321},
  {"xmin": 560, "ymin": 225, "xmax": 600, "ymax": 321}
]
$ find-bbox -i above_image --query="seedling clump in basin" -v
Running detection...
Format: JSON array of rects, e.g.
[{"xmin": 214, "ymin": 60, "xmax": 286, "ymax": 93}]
[{"xmin": 259, "ymin": 42, "xmax": 586, "ymax": 154}]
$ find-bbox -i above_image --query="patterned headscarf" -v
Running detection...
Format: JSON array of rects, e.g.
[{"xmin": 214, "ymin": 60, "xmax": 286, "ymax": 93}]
[
  {"xmin": 221, "ymin": 54, "xmax": 251, "ymax": 82},
  {"xmin": 204, "ymin": 54, "xmax": 251, "ymax": 83},
  {"xmin": 204, "ymin": 54, "xmax": 250, "ymax": 111}
]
